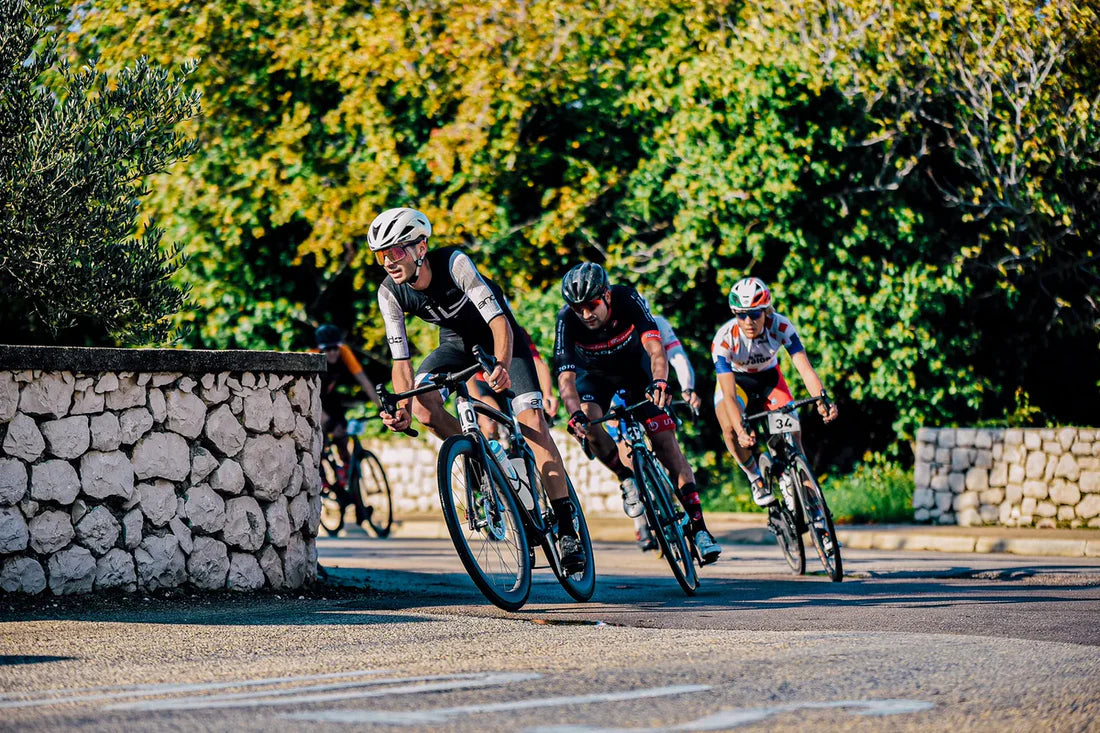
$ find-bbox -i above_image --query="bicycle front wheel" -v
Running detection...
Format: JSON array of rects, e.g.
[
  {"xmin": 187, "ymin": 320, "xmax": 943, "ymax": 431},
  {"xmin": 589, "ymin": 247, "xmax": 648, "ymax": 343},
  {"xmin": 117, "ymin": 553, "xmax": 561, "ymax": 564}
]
[
  {"xmin": 437, "ymin": 435, "xmax": 531, "ymax": 611},
  {"xmin": 636, "ymin": 452, "xmax": 698, "ymax": 595},
  {"xmin": 790, "ymin": 454, "xmax": 842, "ymax": 582},
  {"xmin": 318, "ymin": 454, "xmax": 345, "ymax": 535},
  {"xmin": 355, "ymin": 449, "xmax": 393, "ymax": 538}
]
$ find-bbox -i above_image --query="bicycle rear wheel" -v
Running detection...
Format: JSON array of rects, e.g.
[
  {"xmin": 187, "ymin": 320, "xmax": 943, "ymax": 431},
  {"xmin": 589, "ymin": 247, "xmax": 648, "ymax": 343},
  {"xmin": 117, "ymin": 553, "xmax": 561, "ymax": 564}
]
[
  {"xmin": 318, "ymin": 453, "xmax": 345, "ymax": 535},
  {"xmin": 636, "ymin": 452, "xmax": 698, "ymax": 595},
  {"xmin": 437, "ymin": 435, "xmax": 531, "ymax": 611},
  {"xmin": 790, "ymin": 454, "xmax": 842, "ymax": 582},
  {"xmin": 355, "ymin": 449, "xmax": 393, "ymax": 538},
  {"xmin": 768, "ymin": 502, "xmax": 805, "ymax": 575},
  {"xmin": 537, "ymin": 472, "xmax": 596, "ymax": 602}
]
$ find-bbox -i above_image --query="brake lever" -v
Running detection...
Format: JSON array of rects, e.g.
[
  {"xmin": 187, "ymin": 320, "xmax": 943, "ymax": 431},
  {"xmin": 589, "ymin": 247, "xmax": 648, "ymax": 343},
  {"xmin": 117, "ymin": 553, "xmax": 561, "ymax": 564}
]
[{"xmin": 375, "ymin": 389, "xmax": 419, "ymax": 438}]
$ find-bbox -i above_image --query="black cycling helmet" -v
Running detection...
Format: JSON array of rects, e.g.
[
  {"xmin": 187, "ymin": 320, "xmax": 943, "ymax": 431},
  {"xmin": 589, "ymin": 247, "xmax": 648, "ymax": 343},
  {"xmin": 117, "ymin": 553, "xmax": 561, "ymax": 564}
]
[
  {"xmin": 315, "ymin": 324, "xmax": 344, "ymax": 349},
  {"xmin": 561, "ymin": 262, "xmax": 610, "ymax": 305}
]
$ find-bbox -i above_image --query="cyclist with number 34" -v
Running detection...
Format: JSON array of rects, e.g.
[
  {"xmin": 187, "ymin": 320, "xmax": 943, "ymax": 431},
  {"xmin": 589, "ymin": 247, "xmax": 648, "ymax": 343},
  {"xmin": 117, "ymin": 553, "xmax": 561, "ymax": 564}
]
[{"xmin": 711, "ymin": 277, "xmax": 839, "ymax": 507}]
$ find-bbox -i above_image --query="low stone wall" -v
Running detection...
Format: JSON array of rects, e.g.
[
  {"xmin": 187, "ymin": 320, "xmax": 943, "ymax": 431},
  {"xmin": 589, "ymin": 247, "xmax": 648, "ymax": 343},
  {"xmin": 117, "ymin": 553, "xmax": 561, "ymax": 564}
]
[
  {"xmin": 358, "ymin": 428, "xmax": 625, "ymax": 518},
  {"xmin": 0, "ymin": 346, "xmax": 325, "ymax": 595},
  {"xmin": 913, "ymin": 427, "xmax": 1100, "ymax": 528}
]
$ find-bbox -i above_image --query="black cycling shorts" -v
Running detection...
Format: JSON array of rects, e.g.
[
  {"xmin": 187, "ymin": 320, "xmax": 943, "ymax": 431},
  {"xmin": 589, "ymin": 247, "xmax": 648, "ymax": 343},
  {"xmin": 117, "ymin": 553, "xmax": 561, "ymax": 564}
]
[{"xmin": 414, "ymin": 336, "xmax": 544, "ymax": 415}]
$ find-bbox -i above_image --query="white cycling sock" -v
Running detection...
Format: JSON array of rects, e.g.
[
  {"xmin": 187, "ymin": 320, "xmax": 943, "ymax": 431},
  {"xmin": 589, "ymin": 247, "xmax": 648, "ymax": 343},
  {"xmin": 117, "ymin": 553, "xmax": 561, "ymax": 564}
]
[{"xmin": 737, "ymin": 455, "xmax": 762, "ymax": 484}]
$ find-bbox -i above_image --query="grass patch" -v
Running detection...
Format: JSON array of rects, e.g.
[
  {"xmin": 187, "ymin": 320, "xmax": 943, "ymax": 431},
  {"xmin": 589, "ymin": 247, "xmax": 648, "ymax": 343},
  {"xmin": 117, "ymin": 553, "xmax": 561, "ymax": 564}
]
[{"xmin": 701, "ymin": 455, "xmax": 914, "ymax": 524}]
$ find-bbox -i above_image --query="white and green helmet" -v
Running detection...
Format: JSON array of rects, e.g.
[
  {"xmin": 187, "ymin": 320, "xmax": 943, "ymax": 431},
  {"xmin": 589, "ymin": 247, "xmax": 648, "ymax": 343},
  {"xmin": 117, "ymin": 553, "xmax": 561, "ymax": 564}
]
[{"xmin": 728, "ymin": 277, "xmax": 772, "ymax": 312}]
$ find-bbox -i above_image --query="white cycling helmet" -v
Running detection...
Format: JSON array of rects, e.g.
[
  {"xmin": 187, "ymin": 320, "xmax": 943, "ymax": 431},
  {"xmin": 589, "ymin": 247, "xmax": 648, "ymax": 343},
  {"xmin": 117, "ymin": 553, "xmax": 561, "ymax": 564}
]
[
  {"xmin": 728, "ymin": 277, "xmax": 772, "ymax": 312},
  {"xmin": 367, "ymin": 207, "xmax": 432, "ymax": 252}
]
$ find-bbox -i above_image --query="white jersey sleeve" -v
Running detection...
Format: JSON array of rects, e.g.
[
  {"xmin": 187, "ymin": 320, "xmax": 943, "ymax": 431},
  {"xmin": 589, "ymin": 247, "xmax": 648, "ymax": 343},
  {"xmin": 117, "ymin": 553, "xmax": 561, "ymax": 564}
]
[
  {"xmin": 655, "ymin": 315, "xmax": 694, "ymax": 390},
  {"xmin": 448, "ymin": 250, "xmax": 504, "ymax": 324}
]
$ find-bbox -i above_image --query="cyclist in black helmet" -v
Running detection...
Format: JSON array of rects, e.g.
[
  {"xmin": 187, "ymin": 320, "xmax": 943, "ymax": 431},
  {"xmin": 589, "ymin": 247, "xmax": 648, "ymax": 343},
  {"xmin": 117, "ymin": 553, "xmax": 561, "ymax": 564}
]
[
  {"xmin": 311, "ymin": 325, "xmax": 380, "ymax": 484},
  {"xmin": 554, "ymin": 262, "xmax": 722, "ymax": 564}
]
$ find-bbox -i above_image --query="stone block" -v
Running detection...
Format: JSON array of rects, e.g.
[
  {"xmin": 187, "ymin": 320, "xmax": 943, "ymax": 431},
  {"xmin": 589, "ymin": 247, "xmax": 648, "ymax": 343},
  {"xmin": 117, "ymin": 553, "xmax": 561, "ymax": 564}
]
[
  {"xmin": 47, "ymin": 546, "xmax": 96, "ymax": 595},
  {"xmin": 0, "ymin": 372, "xmax": 19, "ymax": 421},
  {"xmin": 1022, "ymin": 480, "xmax": 1048, "ymax": 499},
  {"xmin": 935, "ymin": 492, "xmax": 954, "ymax": 512},
  {"xmin": 1076, "ymin": 494, "xmax": 1100, "ymax": 519},
  {"xmin": 1024, "ymin": 451, "xmax": 1047, "ymax": 479},
  {"xmin": 989, "ymin": 463, "xmax": 1007, "ymax": 488},
  {"xmin": 188, "ymin": 537, "xmax": 229, "ymax": 589},
  {"xmin": 1004, "ymin": 429, "xmax": 1023, "ymax": 446},
  {"xmin": 95, "ymin": 548, "xmax": 137, "ymax": 591},
  {"xmin": 282, "ymin": 532, "xmax": 310, "ymax": 588},
  {"xmin": 19, "ymin": 373, "xmax": 75, "ymax": 418},
  {"xmin": 1035, "ymin": 518, "xmax": 1056, "ymax": 529},
  {"xmin": 137, "ymin": 481, "xmax": 177, "ymax": 527},
  {"xmin": 166, "ymin": 390, "xmax": 206, "ymax": 439},
  {"xmin": 1044, "ymin": 454, "xmax": 1058, "ymax": 481},
  {"xmin": 951, "ymin": 448, "xmax": 973, "ymax": 471},
  {"xmin": 121, "ymin": 508, "xmax": 143, "ymax": 549},
  {"xmin": 914, "ymin": 507, "xmax": 931, "ymax": 522},
  {"xmin": 264, "ymin": 496, "xmax": 291, "ymax": 547},
  {"xmin": 948, "ymin": 473, "xmax": 965, "ymax": 494},
  {"xmin": 3, "ymin": 413, "xmax": 45, "ymax": 462},
  {"xmin": 1003, "ymin": 444, "xmax": 1023, "ymax": 464},
  {"xmin": 119, "ymin": 408, "xmax": 154, "ymax": 445},
  {"xmin": 1058, "ymin": 427, "xmax": 1077, "ymax": 449},
  {"xmin": 1, "ymin": 556, "xmax": 46, "ymax": 594},
  {"xmin": 1024, "ymin": 431, "xmax": 1041, "ymax": 450},
  {"xmin": 999, "ymin": 502, "xmax": 1013, "ymax": 524},
  {"xmin": 29, "ymin": 509, "xmax": 74, "ymax": 554},
  {"xmin": 0, "ymin": 458, "xmax": 28, "ymax": 506},
  {"xmin": 1053, "ymin": 454, "xmax": 1079, "ymax": 481},
  {"xmin": 169, "ymin": 516, "xmax": 192, "ymax": 554},
  {"xmin": 191, "ymin": 447, "xmax": 219, "ymax": 485},
  {"xmin": 974, "ymin": 429, "xmax": 997, "ymax": 449},
  {"xmin": 1021, "ymin": 496, "xmax": 1037, "ymax": 515},
  {"xmin": 132, "ymin": 432, "xmax": 190, "ymax": 482},
  {"xmin": 259, "ymin": 545, "xmax": 285, "ymax": 589},
  {"xmin": 964, "ymin": 467, "xmax": 989, "ymax": 491},
  {"xmin": 205, "ymin": 405, "xmax": 246, "ymax": 457},
  {"xmin": 1008, "ymin": 464, "xmax": 1025, "ymax": 484},
  {"xmin": 912, "ymin": 488, "xmax": 934, "ymax": 509},
  {"xmin": 41, "ymin": 416, "xmax": 90, "ymax": 459},
  {"xmin": 105, "ymin": 375, "xmax": 146, "ymax": 410},
  {"xmin": 973, "ymin": 449, "xmax": 993, "ymax": 469},
  {"xmin": 0, "ymin": 505, "xmax": 30, "ymax": 553},
  {"xmin": 210, "ymin": 459, "xmax": 245, "ymax": 496},
  {"xmin": 1080, "ymin": 471, "xmax": 1100, "ymax": 493},
  {"xmin": 75, "ymin": 506, "xmax": 121, "ymax": 556},
  {"xmin": 953, "ymin": 492, "xmax": 980, "ymax": 512},
  {"xmin": 1057, "ymin": 506, "xmax": 1076, "ymax": 522},
  {"xmin": 135, "ymin": 534, "xmax": 186, "ymax": 590},
  {"xmin": 957, "ymin": 507, "xmax": 981, "ymax": 526},
  {"xmin": 1049, "ymin": 480, "xmax": 1081, "ymax": 506},
  {"xmin": 227, "ymin": 552, "xmax": 264, "ymax": 591},
  {"xmin": 1006, "ymin": 482, "xmax": 1024, "ymax": 503},
  {"xmin": 980, "ymin": 488, "xmax": 1005, "ymax": 505},
  {"xmin": 937, "ymin": 430, "xmax": 956, "ymax": 448},
  {"xmin": 1035, "ymin": 501, "xmax": 1058, "ymax": 518},
  {"xmin": 80, "ymin": 450, "xmax": 134, "ymax": 500},
  {"xmin": 1042, "ymin": 441, "xmax": 1063, "ymax": 456},
  {"xmin": 914, "ymin": 462, "xmax": 931, "ymax": 488},
  {"xmin": 240, "ymin": 435, "xmax": 297, "ymax": 501},
  {"xmin": 184, "ymin": 484, "xmax": 226, "ymax": 535},
  {"xmin": 955, "ymin": 428, "xmax": 975, "ymax": 447},
  {"xmin": 935, "ymin": 448, "xmax": 951, "ymax": 465},
  {"xmin": 223, "ymin": 496, "xmax": 266, "ymax": 551},
  {"xmin": 89, "ymin": 412, "xmax": 122, "ymax": 452},
  {"xmin": 1072, "ymin": 442, "xmax": 1092, "ymax": 456}
]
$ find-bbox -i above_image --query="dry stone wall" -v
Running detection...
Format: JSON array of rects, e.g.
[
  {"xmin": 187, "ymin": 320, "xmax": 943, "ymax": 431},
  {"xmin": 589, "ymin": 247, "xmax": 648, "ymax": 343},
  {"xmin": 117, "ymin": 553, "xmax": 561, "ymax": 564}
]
[
  {"xmin": 0, "ymin": 346, "xmax": 325, "ymax": 595},
  {"xmin": 913, "ymin": 427, "xmax": 1100, "ymax": 528}
]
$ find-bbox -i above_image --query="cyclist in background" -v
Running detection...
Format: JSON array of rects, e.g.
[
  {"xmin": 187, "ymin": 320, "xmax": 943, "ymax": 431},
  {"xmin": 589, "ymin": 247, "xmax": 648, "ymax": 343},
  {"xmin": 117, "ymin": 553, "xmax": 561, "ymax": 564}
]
[
  {"xmin": 370, "ymin": 207, "xmax": 587, "ymax": 573},
  {"xmin": 606, "ymin": 301, "xmax": 700, "ymax": 550},
  {"xmin": 312, "ymin": 324, "xmax": 381, "ymax": 487},
  {"xmin": 555, "ymin": 262, "xmax": 721, "ymax": 564},
  {"xmin": 711, "ymin": 277, "xmax": 838, "ymax": 507}
]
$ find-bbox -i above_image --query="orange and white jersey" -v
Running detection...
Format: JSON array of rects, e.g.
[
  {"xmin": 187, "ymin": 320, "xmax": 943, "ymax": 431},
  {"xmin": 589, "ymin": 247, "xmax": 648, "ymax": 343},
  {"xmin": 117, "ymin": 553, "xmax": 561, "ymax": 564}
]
[{"xmin": 711, "ymin": 313, "xmax": 805, "ymax": 375}]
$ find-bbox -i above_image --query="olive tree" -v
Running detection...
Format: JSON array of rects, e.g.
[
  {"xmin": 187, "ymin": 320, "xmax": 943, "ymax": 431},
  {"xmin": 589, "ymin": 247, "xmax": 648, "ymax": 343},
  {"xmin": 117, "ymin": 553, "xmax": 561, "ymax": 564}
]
[{"xmin": 0, "ymin": 0, "xmax": 200, "ymax": 345}]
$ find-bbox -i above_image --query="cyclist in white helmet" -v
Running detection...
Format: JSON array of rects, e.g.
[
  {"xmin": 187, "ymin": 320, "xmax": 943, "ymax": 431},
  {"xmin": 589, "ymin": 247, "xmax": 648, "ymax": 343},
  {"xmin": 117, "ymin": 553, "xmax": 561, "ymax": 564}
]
[
  {"xmin": 712, "ymin": 277, "xmax": 838, "ymax": 507},
  {"xmin": 371, "ymin": 207, "xmax": 586, "ymax": 572}
]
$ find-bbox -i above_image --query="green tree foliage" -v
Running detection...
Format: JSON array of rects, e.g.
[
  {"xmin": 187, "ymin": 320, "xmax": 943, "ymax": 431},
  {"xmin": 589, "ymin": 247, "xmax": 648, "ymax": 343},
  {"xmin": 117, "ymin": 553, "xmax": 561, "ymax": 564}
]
[
  {"xmin": 0, "ymin": 0, "xmax": 200, "ymax": 345},
  {"xmin": 69, "ymin": 0, "xmax": 1099, "ymax": 466}
]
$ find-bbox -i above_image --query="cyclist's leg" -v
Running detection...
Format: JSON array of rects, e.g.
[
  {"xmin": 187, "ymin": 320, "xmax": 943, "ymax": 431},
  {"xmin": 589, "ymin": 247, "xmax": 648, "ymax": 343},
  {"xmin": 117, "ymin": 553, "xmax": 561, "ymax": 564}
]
[
  {"xmin": 410, "ymin": 340, "xmax": 467, "ymax": 439},
  {"xmin": 575, "ymin": 373, "xmax": 632, "ymax": 481},
  {"xmin": 469, "ymin": 375, "xmax": 504, "ymax": 442}
]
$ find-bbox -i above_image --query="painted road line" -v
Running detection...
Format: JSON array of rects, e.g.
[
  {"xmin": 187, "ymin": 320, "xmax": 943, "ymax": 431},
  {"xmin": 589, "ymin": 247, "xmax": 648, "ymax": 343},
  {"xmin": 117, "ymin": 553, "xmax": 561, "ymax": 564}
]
[
  {"xmin": 0, "ymin": 669, "xmax": 394, "ymax": 710},
  {"xmin": 532, "ymin": 699, "xmax": 935, "ymax": 731},
  {"xmin": 283, "ymin": 684, "xmax": 713, "ymax": 725},
  {"xmin": 109, "ymin": 672, "xmax": 542, "ymax": 712}
]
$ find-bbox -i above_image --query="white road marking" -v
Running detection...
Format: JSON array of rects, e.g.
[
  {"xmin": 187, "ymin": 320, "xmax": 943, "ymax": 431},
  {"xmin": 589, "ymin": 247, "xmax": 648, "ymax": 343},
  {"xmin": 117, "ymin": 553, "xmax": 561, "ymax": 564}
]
[
  {"xmin": 0, "ymin": 669, "xmax": 393, "ymax": 710},
  {"xmin": 108, "ymin": 671, "xmax": 541, "ymax": 712},
  {"xmin": 531, "ymin": 699, "xmax": 935, "ymax": 731},
  {"xmin": 282, "ymin": 684, "xmax": 713, "ymax": 725}
]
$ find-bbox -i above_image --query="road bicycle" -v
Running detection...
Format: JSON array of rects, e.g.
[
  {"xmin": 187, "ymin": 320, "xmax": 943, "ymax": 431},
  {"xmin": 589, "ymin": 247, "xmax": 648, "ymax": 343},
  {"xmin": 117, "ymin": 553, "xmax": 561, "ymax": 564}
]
[
  {"xmin": 745, "ymin": 395, "xmax": 842, "ymax": 581},
  {"xmin": 318, "ymin": 424, "xmax": 393, "ymax": 538},
  {"xmin": 587, "ymin": 399, "xmax": 700, "ymax": 595},
  {"xmin": 376, "ymin": 347, "xmax": 596, "ymax": 611}
]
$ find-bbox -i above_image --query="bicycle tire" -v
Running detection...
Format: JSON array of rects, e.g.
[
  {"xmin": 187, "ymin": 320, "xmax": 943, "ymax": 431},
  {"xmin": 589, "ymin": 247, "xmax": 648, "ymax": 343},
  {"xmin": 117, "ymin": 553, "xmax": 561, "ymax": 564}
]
[
  {"xmin": 538, "ymin": 472, "xmax": 596, "ymax": 602},
  {"xmin": 355, "ymin": 449, "xmax": 393, "ymax": 538},
  {"xmin": 636, "ymin": 452, "xmax": 698, "ymax": 595},
  {"xmin": 437, "ymin": 435, "xmax": 532, "ymax": 610},
  {"xmin": 768, "ymin": 501, "xmax": 805, "ymax": 575},
  {"xmin": 790, "ymin": 454, "xmax": 843, "ymax": 582},
  {"xmin": 318, "ymin": 453, "xmax": 345, "ymax": 535}
]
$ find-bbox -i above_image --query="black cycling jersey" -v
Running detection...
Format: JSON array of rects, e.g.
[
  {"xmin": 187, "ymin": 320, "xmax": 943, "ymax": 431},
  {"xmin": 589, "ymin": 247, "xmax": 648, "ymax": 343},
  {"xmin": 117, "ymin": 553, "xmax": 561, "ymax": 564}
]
[
  {"xmin": 378, "ymin": 247, "xmax": 522, "ymax": 360},
  {"xmin": 554, "ymin": 284, "xmax": 662, "ymax": 377}
]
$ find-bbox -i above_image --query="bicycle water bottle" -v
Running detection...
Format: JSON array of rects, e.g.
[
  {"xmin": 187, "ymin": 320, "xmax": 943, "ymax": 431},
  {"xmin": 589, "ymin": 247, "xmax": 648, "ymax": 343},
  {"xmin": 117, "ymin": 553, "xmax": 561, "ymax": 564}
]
[{"xmin": 488, "ymin": 440, "xmax": 532, "ymax": 510}]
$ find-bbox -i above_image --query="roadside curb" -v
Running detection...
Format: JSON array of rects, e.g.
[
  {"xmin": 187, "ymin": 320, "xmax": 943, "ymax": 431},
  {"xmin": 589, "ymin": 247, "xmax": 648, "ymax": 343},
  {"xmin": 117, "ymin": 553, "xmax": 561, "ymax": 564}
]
[{"xmin": 375, "ymin": 513, "xmax": 1100, "ymax": 559}]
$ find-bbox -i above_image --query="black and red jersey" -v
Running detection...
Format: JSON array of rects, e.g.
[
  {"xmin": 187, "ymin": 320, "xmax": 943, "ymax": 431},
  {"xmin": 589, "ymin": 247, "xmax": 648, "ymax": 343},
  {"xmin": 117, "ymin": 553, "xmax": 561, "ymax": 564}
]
[{"xmin": 554, "ymin": 284, "xmax": 662, "ymax": 376}]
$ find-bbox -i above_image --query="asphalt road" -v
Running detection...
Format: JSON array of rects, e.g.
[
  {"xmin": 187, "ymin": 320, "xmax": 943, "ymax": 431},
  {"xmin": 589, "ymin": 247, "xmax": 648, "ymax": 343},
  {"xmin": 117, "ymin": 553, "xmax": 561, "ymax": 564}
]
[{"xmin": 1, "ymin": 536, "xmax": 1098, "ymax": 732}]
